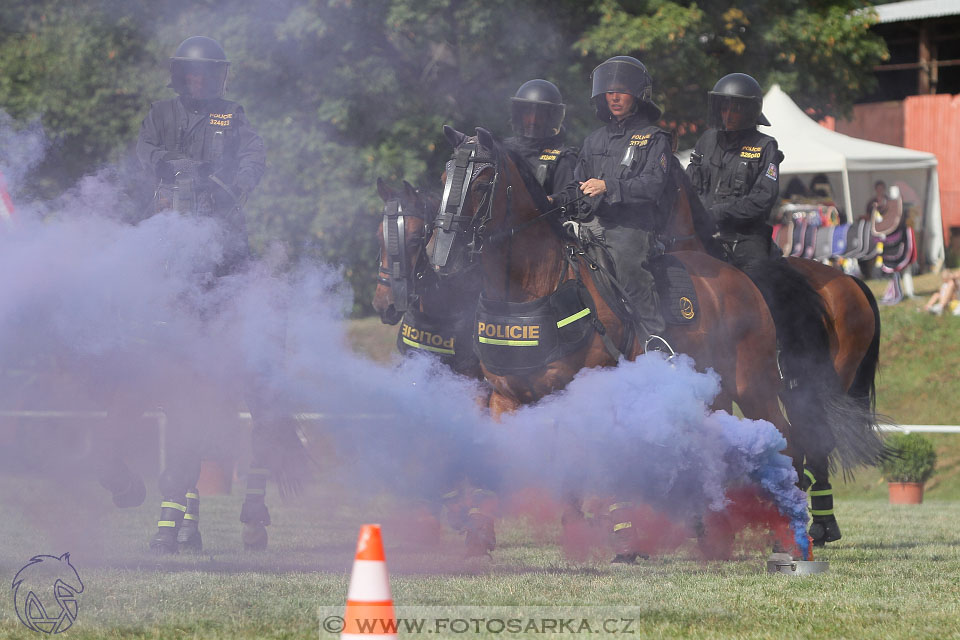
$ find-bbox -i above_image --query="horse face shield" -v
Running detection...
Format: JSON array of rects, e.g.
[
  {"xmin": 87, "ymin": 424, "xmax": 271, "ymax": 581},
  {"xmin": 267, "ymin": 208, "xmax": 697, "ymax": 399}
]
[
  {"xmin": 430, "ymin": 142, "xmax": 497, "ymax": 276},
  {"xmin": 378, "ymin": 198, "xmax": 423, "ymax": 315}
]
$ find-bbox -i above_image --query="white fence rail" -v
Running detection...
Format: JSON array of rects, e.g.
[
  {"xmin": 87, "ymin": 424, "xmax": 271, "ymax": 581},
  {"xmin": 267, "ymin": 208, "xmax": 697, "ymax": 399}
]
[{"xmin": 3, "ymin": 411, "xmax": 959, "ymax": 470}]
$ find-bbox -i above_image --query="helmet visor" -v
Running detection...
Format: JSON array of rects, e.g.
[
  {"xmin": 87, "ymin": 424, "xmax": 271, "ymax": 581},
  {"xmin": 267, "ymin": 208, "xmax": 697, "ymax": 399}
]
[
  {"xmin": 591, "ymin": 60, "xmax": 649, "ymax": 100},
  {"xmin": 170, "ymin": 60, "xmax": 228, "ymax": 99},
  {"xmin": 510, "ymin": 100, "xmax": 565, "ymax": 138},
  {"xmin": 707, "ymin": 94, "xmax": 761, "ymax": 131}
]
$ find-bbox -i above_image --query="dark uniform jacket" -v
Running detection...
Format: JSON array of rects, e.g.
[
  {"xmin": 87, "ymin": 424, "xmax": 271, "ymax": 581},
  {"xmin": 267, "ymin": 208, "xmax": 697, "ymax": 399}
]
[
  {"xmin": 559, "ymin": 113, "xmax": 675, "ymax": 230},
  {"xmin": 504, "ymin": 132, "xmax": 577, "ymax": 198},
  {"xmin": 137, "ymin": 96, "xmax": 266, "ymax": 211},
  {"xmin": 686, "ymin": 128, "xmax": 781, "ymax": 237},
  {"xmin": 137, "ymin": 96, "xmax": 266, "ymax": 272}
]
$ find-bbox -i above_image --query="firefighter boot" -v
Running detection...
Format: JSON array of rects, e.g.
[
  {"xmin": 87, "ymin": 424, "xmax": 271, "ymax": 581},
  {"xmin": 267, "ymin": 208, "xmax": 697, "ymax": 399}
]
[
  {"xmin": 240, "ymin": 467, "xmax": 270, "ymax": 551},
  {"xmin": 177, "ymin": 488, "xmax": 203, "ymax": 552},
  {"xmin": 150, "ymin": 498, "xmax": 187, "ymax": 554}
]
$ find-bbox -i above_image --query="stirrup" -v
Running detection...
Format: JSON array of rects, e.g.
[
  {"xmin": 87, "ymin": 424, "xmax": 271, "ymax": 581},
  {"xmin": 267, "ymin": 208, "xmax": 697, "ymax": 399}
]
[{"xmin": 644, "ymin": 334, "xmax": 676, "ymax": 361}]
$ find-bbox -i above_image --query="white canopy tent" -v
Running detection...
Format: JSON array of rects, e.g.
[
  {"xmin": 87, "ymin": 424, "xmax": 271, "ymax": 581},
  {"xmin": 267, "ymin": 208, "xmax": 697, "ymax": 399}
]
[{"xmin": 680, "ymin": 84, "xmax": 944, "ymax": 266}]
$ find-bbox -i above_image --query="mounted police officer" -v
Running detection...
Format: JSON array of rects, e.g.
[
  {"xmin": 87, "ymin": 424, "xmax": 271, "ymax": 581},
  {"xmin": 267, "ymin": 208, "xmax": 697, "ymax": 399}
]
[
  {"xmin": 685, "ymin": 73, "xmax": 782, "ymax": 270},
  {"xmin": 137, "ymin": 35, "xmax": 266, "ymax": 276},
  {"xmin": 136, "ymin": 36, "xmax": 268, "ymax": 554},
  {"xmin": 554, "ymin": 56, "xmax": 674, "ymax": 342},
  {"xmin": 688, "ymin": 74, "xmax": 845, "ymax": 548},
  {"xmin": 503, "ymin": 79, "xmax": 577, "ymax": 197}
]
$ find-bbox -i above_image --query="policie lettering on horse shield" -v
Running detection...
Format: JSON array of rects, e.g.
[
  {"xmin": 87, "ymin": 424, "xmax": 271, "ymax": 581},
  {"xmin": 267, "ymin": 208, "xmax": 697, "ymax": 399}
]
[{"xmin": 475, "ymin": 280, "xmax": 596, "ymax": 376}]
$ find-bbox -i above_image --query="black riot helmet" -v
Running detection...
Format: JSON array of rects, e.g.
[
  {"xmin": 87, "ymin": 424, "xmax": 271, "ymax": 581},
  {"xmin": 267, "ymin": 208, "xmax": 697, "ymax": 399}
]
[
  {"xmin": 510, "ymin": 79, "xmax": 566, "ymax": 139},
  {"xmin": 707, "ymin": 73, "xmax": 771, "ymax": 131},
  {"xmin": 169, "ymin": 36, "xmax": 230, "ymax": 100},
  {"xmin": 589, "ymin": 56, "xmax": 662, "ymax": 122}
]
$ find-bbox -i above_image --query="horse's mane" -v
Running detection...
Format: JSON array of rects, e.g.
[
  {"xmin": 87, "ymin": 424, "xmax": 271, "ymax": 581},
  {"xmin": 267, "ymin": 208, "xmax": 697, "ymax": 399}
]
[{"xmin": 672, "ymin": 159, "xmax": 724, "ymax": 258}]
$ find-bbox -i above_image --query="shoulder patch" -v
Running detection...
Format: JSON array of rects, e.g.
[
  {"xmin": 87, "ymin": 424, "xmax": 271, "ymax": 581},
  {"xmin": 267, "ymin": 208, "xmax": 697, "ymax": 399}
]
[
  {"xmin": 659, "ymin": 152, "xmax": 668, "ymax": 173},
  {"xmin": 765, "ymin": 162, "xmax": 778, "ymax": 181}
]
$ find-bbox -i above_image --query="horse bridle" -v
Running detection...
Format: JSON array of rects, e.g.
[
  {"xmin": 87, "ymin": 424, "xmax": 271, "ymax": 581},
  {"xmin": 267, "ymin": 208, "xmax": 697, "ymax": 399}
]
[
  {"xmin": 377, "ymin": 197, "xmax": 427, "ymax": 313},
  {"xmin": 430, "ymin": 140, "xmax": 499, "ymax": 272}
]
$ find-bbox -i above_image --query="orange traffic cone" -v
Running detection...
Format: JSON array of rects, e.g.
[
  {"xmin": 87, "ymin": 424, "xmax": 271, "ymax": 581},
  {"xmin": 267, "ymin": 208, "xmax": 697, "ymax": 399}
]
[{"xmin": 342, "ymin": 524, "xmax": 396, "ymax": 639}]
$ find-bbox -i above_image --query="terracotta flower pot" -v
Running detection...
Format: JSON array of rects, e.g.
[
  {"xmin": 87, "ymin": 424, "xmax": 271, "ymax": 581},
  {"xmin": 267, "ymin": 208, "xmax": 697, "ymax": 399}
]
[{"xmin": 888, "ymin": 481, "xmax": 924, "ymax": 504}]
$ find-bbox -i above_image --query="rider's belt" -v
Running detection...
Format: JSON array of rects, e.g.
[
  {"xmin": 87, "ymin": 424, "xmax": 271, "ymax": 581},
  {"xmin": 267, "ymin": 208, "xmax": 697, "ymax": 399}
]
[
  {"xmin": 475, "ymin": 279, "xmax": 596, "ymax": 376},
  {"xmin": 398, "ymin": 308, "xmax": 478, "ymax": 374},
  {"xmin": 647, "ymin": 254, "xmax": 698, "ymax": 325}
]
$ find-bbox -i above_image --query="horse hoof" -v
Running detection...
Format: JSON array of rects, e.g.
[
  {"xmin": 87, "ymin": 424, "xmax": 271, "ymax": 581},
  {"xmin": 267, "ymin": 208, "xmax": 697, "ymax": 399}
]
[
  {"xmin": 810, "ymin": 517, "xmax": 842, "ymax": 547},
  {"xmin": 150, "ymin": 529, "xmax": 179, "ymax": 555},
  {"xmin": 243, "ymin": 523, "xmax": 268, "ymax": 551},
  {"xmin": 464, "ymin": 513, "xmax": 496, "ymax": 557},
  {"xmin": 178, "ymin": 529, "xmax": 203, "ymax": 553},
  {"xmin": 610, "ymin": 553, "xmax": 646, "ymax": 565},
  {"xmin": 112, "ymin": 475, "xmax": 147, "ymax": 509}
]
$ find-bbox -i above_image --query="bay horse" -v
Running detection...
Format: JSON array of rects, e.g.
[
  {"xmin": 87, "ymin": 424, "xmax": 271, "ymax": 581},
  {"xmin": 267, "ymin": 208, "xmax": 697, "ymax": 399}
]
[
  {"xmin": 372, "ymin": 178, "xmax": 481, "ymax": 379},
  {"xmin": 664, "ymin": 168, "xmax": 883, "ymax": 545},
  {"xmin": 430, "ymin": 126, "xmax": 802, "ymax": 558},
  {"xmin": 373, "ymin": 178, "xmax": 497, "ymax": 549}
]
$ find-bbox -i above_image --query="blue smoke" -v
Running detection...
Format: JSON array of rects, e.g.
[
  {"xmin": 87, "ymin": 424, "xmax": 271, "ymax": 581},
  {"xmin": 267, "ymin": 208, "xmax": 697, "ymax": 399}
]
[{"xmin": 0, "ymin": 180, "xmax": 809, "ymax": 557}]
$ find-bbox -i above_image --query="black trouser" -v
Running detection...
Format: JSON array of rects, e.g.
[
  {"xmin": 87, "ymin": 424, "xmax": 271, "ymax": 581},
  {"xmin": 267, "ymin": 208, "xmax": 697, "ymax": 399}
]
[
  {"xmin": 717, "ymin": 231, "xmax": 776, "ymax": 271},
  {"xmin": 581, "ymin": 218, "xmax": 665, "ymax": 336}
]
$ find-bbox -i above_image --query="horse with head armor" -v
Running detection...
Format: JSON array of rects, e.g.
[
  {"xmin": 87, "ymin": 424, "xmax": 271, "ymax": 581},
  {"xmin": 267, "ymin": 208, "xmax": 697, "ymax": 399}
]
[{"xmin": 428, "ymin": 125, "xmax": 809, "ymax": 559}]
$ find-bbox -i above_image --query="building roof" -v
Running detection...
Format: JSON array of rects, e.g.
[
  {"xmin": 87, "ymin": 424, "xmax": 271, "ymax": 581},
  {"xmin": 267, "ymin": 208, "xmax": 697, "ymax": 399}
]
[{"xmin": 872, "ymin": 0, "xmax": 960, "ymax": 23}]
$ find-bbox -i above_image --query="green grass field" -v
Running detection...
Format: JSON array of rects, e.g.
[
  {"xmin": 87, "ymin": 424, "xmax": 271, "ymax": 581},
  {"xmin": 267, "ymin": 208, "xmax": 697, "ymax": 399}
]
[{"xmin": 2, "ymin": 272, "xmax": 960, "ymax": 639}]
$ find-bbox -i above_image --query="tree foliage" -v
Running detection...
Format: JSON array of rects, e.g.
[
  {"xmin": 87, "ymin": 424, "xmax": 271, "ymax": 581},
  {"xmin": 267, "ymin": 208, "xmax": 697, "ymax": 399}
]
[{"xmin": 0, "ymin": 0, "xmax": 888, "ymax": 314}]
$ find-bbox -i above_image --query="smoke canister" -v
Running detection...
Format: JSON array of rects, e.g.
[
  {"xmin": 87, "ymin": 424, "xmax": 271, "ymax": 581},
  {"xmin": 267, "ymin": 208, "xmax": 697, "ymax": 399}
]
[{"xmin": 766, "ymin": 552, "xmax": 829, "ymax": 575}]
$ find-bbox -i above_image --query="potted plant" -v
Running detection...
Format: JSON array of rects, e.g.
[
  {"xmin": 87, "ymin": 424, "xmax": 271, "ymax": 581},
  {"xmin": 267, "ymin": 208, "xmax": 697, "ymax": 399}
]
[{"xmin": 879, "ymin": 432, "xmax": 937, "ymax": 504}]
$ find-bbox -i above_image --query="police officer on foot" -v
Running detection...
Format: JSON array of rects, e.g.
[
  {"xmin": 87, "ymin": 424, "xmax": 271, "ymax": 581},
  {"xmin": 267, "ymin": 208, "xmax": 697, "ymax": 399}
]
[
  {"xmin": 504, "ymin": 79, "xmax": 578, "ymax": 197},
  {"xmin": 686, "ymin": 73, "xmax": 782, "ymax": 270},
  {"xmin": 136, "ymin": 36, "xmax": 266, "ymax": 554},
  {"xmin": 554, "ymin": 56, "xmax": 674, "ymax": 343}
]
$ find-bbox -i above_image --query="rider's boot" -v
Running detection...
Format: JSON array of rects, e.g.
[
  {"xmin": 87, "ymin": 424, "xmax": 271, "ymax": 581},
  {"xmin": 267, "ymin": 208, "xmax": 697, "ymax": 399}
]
[
  {"xmin": 240, "ymin": 467, "xmax": 270, "ymax": 551},
  {"xmin": 177, "ymin": 488, "xmax": 203, "ymax": 552}
]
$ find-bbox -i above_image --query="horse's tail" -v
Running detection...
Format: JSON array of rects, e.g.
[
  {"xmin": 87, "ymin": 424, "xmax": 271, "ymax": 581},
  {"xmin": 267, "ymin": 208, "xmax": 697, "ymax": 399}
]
[
  {"xmin": 744, "ymin": 260, "xmax": 884, "ymax": 475},
  {"xmin": 848, "ymin": 275, "xmax": 880, "ymax": 418}
]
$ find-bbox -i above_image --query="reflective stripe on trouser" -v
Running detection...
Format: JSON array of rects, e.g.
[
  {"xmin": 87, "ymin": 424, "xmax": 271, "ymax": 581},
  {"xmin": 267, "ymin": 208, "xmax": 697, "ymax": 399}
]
[
  {"xmin": 157, "ymin": 500, "xmax": 187, "ymax": 529},
  {"xmin": 809, "ymin": 482, "xmax": 834, "ymax": 517}
]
